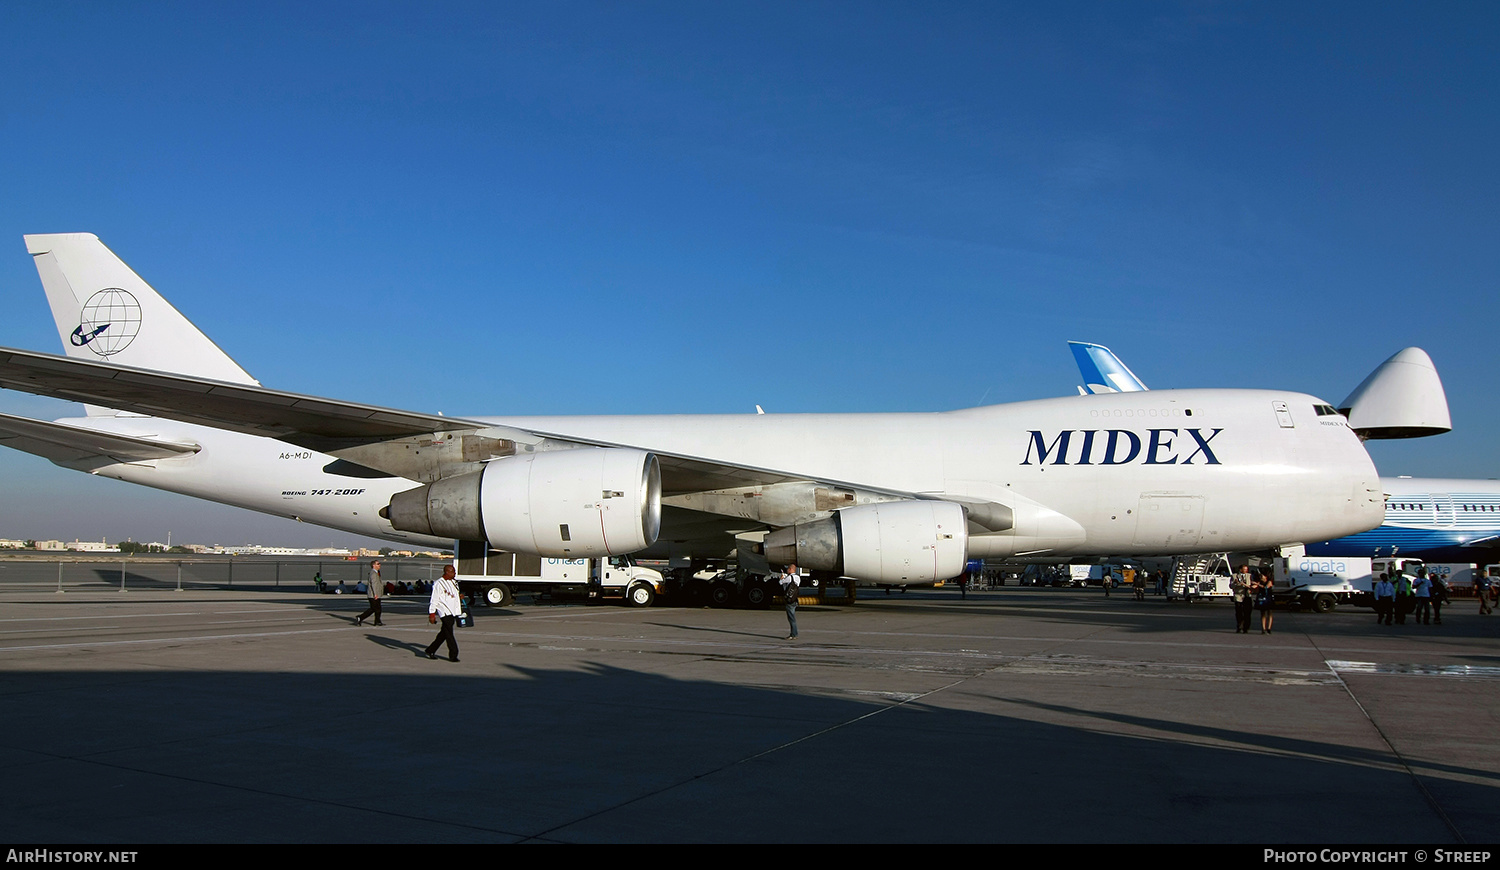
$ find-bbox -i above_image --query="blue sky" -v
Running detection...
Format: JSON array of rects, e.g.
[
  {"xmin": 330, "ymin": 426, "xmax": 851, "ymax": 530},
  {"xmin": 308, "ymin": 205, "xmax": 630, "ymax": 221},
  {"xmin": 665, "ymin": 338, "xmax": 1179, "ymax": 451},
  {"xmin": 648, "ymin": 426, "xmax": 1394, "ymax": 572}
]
[{"xmin": 1, "ymin": 1, "xmax": 1496, "ymax": 547}]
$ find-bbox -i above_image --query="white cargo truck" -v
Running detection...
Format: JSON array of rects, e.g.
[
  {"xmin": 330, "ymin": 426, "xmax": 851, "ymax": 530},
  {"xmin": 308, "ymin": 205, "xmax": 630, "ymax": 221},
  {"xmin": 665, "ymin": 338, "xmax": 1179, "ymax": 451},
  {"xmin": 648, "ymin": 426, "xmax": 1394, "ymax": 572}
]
[
  {"xmin": 454, "ymin": 541, "xmax": 666, "ymax": 607},
  {"xmin": 1069, "ymin": 564, "xmax": 1105, "ymax": 586},
  {"xmin": 1276, "ymin": 555, "xmax": 1373, "ymax": 612},
  {"xmin": 1275, "ymin": 556, "xmax": 1427, "ymax": 612}
]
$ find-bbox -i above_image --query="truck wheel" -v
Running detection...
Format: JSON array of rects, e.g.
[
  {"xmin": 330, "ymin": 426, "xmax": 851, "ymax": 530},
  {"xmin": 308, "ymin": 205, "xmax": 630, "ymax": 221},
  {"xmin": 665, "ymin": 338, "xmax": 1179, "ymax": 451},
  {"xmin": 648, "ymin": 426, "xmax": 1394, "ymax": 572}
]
[
  {"xmin": 484, "ymin": 584, "xmax": 513, "ymax": 607},
  {"xmin": 743, "ymin": 581, "xmax": 768, "ymax": 608},
  {"xmin": 627, "ymin": 583, "xmax": 656, "ymax": 608},
  {"xmin": 709, "ymin": 580, "xmax": 737, "ymax": 608},
  {"xmin": 1313, "ymin": 593, "xmax": 1336, "ymax": 614}
]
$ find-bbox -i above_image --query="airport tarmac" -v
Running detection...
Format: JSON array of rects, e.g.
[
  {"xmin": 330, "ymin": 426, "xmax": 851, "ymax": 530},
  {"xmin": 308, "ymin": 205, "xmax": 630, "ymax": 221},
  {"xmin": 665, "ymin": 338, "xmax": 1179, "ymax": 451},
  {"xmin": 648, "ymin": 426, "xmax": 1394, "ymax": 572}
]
[{"xmin": 1, "ymin": 585, "xmax": 1497, "ymax": 844}]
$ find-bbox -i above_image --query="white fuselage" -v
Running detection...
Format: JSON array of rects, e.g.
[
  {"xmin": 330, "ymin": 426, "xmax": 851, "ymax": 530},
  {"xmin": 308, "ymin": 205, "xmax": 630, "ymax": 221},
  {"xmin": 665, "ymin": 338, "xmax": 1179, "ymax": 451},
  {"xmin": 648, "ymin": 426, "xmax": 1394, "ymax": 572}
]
[
  {"xmin": 57, "ymin": 415, "xmax": 451, "ymax": 550},
  {"xmin": 59, "ymin": 386, "xmax": 1383, "ymax": 558},
  {"xmin": 481, "ymin": 387, "xmax": 1382, "ymax": 557}
]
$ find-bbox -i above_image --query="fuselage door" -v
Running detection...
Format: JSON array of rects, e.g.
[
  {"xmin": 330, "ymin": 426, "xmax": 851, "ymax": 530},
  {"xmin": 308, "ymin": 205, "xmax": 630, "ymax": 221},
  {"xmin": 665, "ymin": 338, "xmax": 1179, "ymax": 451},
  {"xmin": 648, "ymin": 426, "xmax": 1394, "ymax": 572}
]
[
  {"xmin": 1433, "ymin": 494, "xmax": 1455, "ymax": 527},
  {"xmin": 1273, "ymin": 401, "xmax": 1295, "ymax": 428},
  {"xmin": 1135, "ymin": 494, "xmax": 1205, "ymax": 550}
]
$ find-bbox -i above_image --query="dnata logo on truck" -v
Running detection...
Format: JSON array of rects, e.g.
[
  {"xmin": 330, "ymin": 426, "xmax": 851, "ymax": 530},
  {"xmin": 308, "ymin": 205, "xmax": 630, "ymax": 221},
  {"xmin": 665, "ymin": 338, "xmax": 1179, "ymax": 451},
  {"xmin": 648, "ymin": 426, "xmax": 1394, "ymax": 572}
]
[
  {"xmin": 1022, "ymin": 429, "xmax": 1223, "ymax": 466},
  {"xmin": 1299, "ymin": 559, "xmax": 1349, "ymax": 574}
]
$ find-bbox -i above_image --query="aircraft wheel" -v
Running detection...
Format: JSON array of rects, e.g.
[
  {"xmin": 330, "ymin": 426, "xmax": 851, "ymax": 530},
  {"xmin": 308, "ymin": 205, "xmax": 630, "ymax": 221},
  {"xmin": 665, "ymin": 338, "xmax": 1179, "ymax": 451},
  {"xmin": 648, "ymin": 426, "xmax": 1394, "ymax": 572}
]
[
  {"xmin": 484, "ymin": 583, "xmax": 513, "ymax": 607},
  {"xmin": 627, "ymin": 583, "xmax": 656, "ymax": 608},
  {"xmin": 709, "ymin": 580, "xmax": 738, "ymax": 608}
]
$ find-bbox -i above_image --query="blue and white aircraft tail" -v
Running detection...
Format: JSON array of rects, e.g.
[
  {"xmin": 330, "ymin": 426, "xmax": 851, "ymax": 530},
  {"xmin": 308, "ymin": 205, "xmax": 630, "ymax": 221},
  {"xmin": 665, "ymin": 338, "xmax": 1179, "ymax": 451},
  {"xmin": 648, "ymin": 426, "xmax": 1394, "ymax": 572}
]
[{"xmin": 1068, "ymin": 341, "xmax": 1149, "ymax": 395}]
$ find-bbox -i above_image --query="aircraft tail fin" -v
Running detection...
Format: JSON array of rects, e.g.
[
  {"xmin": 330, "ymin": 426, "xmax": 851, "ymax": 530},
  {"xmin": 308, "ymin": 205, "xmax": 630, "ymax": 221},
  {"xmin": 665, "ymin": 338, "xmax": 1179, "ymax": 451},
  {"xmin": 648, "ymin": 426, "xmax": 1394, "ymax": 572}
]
[
  {"xmin": 24, "ymin": 234, "xmax": 259, "ymax": 412},
  {"xmin": 1068, "ymin": 341, "xmax": 1148, "ymax": 394}
]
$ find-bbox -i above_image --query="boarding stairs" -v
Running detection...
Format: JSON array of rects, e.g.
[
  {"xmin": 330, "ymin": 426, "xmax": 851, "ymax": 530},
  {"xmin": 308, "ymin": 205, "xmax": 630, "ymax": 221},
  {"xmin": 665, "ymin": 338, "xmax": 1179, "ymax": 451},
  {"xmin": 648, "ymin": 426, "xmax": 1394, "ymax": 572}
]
[{"xmin": 1169, "ymin": 553, "xmax": 1232, "ymax": 600}]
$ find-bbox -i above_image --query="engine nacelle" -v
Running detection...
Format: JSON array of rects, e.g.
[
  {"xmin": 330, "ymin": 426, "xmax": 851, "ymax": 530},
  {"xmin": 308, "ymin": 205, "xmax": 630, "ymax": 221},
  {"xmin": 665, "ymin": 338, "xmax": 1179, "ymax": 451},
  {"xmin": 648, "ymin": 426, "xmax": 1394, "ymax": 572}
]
[
  {"xmin": 387, "ymin": 447, "xmax": 661, "ymax": 557},
  {"xmin": 763, "ymin": 500, "xmax": 968, "ymax": 584}
]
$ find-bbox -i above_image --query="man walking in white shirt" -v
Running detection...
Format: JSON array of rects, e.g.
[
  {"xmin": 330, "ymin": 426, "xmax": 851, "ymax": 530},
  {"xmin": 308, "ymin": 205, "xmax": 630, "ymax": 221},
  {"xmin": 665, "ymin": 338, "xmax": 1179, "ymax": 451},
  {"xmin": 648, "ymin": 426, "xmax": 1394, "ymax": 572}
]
[{"xmin": 425, "ymin": 564, "xmax": 462, "ymax": 662}]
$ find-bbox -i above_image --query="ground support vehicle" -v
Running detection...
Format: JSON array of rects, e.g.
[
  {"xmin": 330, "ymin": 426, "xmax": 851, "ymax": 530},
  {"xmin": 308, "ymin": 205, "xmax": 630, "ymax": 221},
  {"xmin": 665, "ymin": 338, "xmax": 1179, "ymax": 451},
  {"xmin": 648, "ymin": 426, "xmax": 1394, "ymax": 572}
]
[
  {"xmin": 1069, "ymin": 564, "xmax": 1106, "ymax": 587},
  {"xmin": 1275, "ymin": 556, "xmax": 1375, "ymax": 613},
  {"xmin": 1166, "ymin": 555, "xmax": 1233, "ymax": 600},
  {"xmin": 454, "ymin": 542, "xmax": 665, "ymax": 607},
  {"xmin": 663, "ymin": 565, "xmax": 831, "ymax": 608},
  {"xmin": 664, "ymin": 567, "xmax": 763, "ymax": 608}
]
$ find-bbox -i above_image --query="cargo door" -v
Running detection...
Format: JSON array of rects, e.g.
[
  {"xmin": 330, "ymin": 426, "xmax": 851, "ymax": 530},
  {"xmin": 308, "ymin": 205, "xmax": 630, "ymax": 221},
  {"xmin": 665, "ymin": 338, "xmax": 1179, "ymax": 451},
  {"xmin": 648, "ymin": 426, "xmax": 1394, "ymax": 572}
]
[{"xmin": 1134, "ymin": 495, "xmax": 1205, "ymax": 550}]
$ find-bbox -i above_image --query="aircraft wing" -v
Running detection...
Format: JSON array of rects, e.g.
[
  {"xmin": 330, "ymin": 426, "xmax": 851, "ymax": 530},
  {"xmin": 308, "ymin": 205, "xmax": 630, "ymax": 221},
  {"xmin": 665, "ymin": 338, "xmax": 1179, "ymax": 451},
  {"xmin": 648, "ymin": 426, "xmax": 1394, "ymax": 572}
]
[
  {"xmin": 0, "ymin": 410, "xmax": 198, "ymax": 468},
  {"xmin": 0, "ymin": 345, "xmax": 859, "ymax": 496}
]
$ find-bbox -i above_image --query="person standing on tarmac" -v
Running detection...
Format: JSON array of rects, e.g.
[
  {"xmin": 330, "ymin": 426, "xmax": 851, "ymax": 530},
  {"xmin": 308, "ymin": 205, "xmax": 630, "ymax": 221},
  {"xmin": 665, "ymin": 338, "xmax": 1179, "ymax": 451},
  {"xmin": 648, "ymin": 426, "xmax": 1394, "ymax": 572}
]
[
  {"xmin": 780, "ymin": 563, "xmax": 801, "ymax": 640},
  {"xmin": 1231, "ymin": 565, "xmax": 1255, "ymax": 634},
  {"xmin": 1375, "ymin": 573, "xmax": 1396, "ymax": 625},
  {"xmin": 1256, "ymin": 569, "xmax": 1276, "ymax": 634},
  {"xmin": 1413, "ymin": 568, "xmax": 1433, "ymax": 625}
]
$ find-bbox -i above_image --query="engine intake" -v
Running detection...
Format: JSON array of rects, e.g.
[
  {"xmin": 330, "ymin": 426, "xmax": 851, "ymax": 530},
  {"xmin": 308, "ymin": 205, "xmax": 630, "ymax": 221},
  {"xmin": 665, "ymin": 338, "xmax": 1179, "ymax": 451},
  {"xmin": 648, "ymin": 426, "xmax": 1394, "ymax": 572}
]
[{"xmin": 388, "ymin": 447, "xmax": 661, "ymax": 557}]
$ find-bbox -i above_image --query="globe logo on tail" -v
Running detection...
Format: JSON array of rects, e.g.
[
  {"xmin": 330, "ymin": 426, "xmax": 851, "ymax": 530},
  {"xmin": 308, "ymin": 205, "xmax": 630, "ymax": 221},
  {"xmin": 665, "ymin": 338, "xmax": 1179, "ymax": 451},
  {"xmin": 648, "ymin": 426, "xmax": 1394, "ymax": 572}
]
[{"xmin": 71, "ymin": 288, "xmax": 142, "ymax": 357}]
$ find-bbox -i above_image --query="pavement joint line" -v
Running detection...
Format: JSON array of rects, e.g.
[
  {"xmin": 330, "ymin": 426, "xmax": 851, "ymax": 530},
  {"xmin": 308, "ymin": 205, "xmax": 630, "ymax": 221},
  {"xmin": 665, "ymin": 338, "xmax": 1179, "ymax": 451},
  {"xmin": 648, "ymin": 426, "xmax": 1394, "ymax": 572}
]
[
  {"xmin": 1306, "ymin": 632, "xmax": 1466, "ymax": 845},
  {"xmin": 509, "ymin": 608, "xmax": 1106, "ymax": 839},
  {"xmin": 1326, "ymin": 660, "xmax": 1500, "ymax": 678},
  {"xmin": 520, "ymin": 675, "xmax": 971, "ymax": 843},
  {"xmin": 0, "ymin": 612, "xmax": 200, "ymax": 623},
  {"xmin": 0, "ymin": 626, "xmax": 359, "ymax": 652}
]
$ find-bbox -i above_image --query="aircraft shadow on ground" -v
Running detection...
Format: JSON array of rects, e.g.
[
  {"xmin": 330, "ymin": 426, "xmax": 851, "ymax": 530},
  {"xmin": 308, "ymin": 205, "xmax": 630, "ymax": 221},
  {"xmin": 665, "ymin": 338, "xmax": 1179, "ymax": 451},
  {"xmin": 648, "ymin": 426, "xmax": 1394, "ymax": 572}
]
[{"xmin": 0, "ymin": 658, "xmax": 1494, "ymax": 843}]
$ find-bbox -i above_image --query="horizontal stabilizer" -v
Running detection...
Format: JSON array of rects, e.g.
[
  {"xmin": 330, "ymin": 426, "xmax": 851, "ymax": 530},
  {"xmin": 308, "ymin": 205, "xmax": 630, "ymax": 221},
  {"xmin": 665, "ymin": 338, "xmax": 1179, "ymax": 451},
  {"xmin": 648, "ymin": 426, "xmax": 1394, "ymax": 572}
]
[
  {"xmin": 1338, "ymin": 347, "xmax": 1451, "ymax": 440},
  {"xmin": 0, "ymin": 411, "xmax": 198, "ymax": 469}
]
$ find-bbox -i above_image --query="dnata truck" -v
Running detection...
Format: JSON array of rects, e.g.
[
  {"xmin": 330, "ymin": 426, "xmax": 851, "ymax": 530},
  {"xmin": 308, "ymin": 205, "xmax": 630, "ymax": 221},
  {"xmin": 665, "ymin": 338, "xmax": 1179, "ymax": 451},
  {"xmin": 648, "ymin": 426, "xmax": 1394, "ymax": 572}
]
[
  {"xmin": 1274, "ymin": 556, "xmax": 1426, "ymax": 613},
  {"xmin": 454, "ymin": 541, "xmax": 666, "ymax": 607}
]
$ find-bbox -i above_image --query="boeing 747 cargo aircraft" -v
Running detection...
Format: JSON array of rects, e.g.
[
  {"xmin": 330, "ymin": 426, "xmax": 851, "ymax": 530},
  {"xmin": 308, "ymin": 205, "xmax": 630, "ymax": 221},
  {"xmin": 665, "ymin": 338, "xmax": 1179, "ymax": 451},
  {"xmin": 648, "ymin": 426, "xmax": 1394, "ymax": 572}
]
[{"xmin": 0, "ymin": 234, "xmax": 1390, "ymax": 586}]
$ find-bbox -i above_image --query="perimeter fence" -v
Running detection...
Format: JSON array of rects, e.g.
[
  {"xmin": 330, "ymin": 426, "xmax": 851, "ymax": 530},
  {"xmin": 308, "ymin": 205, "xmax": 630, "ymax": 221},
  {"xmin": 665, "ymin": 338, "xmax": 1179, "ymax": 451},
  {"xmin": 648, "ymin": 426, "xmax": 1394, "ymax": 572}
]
[{"xmin": 0, "ymin": 555, "xmax": 448, "ymax": 594}]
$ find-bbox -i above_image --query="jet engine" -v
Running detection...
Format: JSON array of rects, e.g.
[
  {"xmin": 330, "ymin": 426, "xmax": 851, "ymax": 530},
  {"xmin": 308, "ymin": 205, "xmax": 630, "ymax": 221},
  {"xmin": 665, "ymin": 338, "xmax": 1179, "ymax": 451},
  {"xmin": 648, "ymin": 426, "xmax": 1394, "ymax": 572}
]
[
  {"xmin": 763, "ymin": 500, "xmax": 968, "ymax": 584},
  {"xmin": 386, "ymin": 447, "xmax": 661, "ymax": 557}
]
